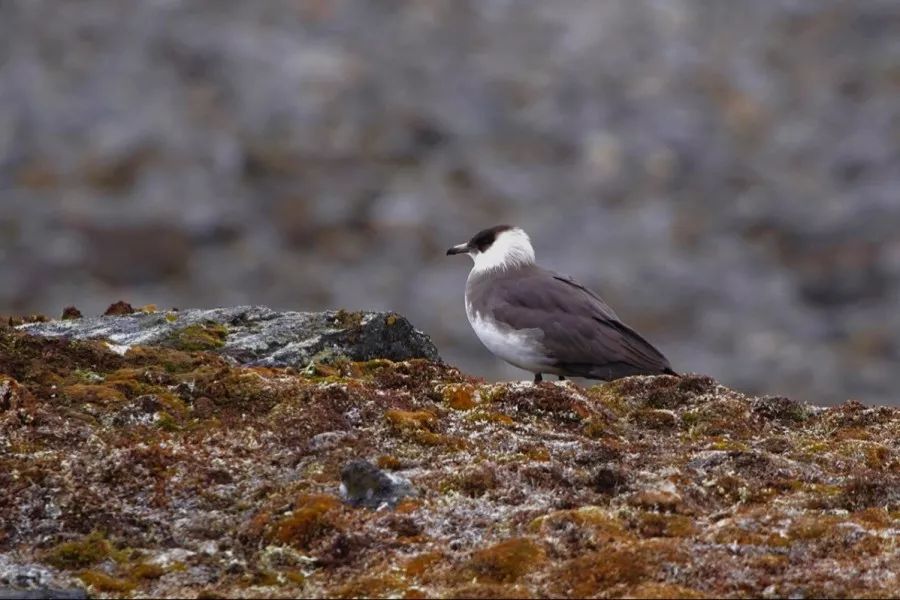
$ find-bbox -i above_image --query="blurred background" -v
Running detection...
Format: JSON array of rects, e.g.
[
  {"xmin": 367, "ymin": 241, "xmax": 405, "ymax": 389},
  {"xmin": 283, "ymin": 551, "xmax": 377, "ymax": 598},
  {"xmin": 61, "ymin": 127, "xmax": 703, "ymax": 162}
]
[{"xmin": 1, "ymin": 1, "xmax": 899, "ymax": 405}]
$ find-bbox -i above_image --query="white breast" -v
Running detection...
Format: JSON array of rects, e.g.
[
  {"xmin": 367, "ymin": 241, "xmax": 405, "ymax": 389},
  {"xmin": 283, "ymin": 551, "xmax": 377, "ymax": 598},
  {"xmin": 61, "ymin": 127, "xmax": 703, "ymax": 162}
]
[{"xmin": 465, "ymin": 300, "xmax": 559, "ymax": 375}]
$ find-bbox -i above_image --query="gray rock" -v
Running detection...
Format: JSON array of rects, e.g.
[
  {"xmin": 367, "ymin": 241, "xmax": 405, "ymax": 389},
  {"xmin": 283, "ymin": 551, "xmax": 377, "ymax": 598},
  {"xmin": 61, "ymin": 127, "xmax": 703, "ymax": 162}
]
[
  {"xmin": 17, "ymin": 306, "xmax": 440, "ymax": 367},
  {"xmin": 339, "ymin": 459, "xmax": 415, "ymax": 509},
  {"xmin": 0, "ymin": 590, "xmax": 87, "ymax": 600},
  {"xmin": 0, "ymin": 556, "xmax": 83, "ymax": 600}
]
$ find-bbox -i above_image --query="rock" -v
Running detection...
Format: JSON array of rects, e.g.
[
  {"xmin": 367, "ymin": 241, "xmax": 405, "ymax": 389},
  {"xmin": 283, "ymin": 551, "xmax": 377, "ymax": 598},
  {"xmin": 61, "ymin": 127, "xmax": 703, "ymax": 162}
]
[
  {"xmin": 103, "ymin": 301, "xmax": 135, "ymax": 316},
  {"xmin": 60, "ymin": 307, "xmax": 82, "ymax": 321},
  {"xmin": 339, "ymin": 459, "xmax": 415, "ymax": 509},
  {"xmin": 0, "ymin": 590, "xmax": 87, "ymax": 600},
  {"xmin": 18, "ymin": 306, "xmax": 440, "ymax": 367},
  {"xmin": 0, "ymin": 556, "xmax": 83, "ymax": 600},
  {"xmin": 0, "ymin": 376, "xmax": 29, "ymax": 412},
  {"xmin": 590, "ymin": 465, "xmax": 628, "ymax": 495},
  {"xmin": 751, "ymin": 395, "xmax": 812, "ymax": 423}
]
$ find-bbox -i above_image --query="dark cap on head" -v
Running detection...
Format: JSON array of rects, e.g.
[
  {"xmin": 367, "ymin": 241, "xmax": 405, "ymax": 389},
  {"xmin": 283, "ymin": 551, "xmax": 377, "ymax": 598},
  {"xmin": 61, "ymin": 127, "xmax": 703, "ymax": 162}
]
[{"xmin": 447, "ymin": 224, "xmax": 514, "ymax": 255}]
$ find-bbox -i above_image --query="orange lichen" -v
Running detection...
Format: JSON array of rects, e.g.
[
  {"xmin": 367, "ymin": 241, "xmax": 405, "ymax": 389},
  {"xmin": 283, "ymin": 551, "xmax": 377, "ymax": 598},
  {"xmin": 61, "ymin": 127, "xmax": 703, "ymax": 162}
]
[
  {"xmin": 530, "ymin": 507, "xmax": 633, "ymax": 554},
  {"xmin": 384, "ymin": 408, "xmax": 465, "ymax": 448},
  {"xmin": 453, "ymin": 464, "xmax": 500, "ymax": 497},
  {"xmin": 633, "ymin": 512, "xmax": 696, "ymax": 538},
  {"xmin": 385, "ymin": 409, "xmax": 438, "ymax": 432},
  {"xmin": 522, "ymin": 444, "xmax": 550, "ymax": 462},
  {"xmin": 552, "ymin": 541, "xmax": 684, "ymax": 597},
  {"xmin": 470, "ymin": 538, "xmax": 545, "ymax": 584},
  {"xmin": 376, "ymin": 454, "xmax": 403, "ymax": 470},
  {"xmin": 273, "ymin": 494, "xmax": 342, "ymax": 549},
  {"xmin": 405, "ymin": 552, "xmax": 443, "ymax": 577},
  {"xmin": 446, "ymin": 583, "xmax": 534, "ymax": 599},
  {"xmin": 621, "ymin": 583, "xmax": 707, "ymax": 599},
  {"xmin": 442, "ymin": 384, "xmax": 476, "ymax": 410},
  {"xmin": 395, "ymin": 499, "xmax": 421, "ymax": 514}
]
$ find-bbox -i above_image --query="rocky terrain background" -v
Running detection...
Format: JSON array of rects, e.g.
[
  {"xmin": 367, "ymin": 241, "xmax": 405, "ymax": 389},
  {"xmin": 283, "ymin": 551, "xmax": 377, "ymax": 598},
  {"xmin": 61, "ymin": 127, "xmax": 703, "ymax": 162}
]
[
  {"xmin": 2, "ymin": 310, "xmax": 899, "ymax": 598},
  {"xmin": 2, "ymin": 1, "xmax": 900, "ymax": 405}
]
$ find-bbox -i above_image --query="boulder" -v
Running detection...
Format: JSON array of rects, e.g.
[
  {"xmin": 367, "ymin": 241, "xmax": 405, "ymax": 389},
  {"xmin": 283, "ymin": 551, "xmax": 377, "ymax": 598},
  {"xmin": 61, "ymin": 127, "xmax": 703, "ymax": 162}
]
[{"xmin": 17, "ymin": 306, "xmax": 440, "ymax": 367}]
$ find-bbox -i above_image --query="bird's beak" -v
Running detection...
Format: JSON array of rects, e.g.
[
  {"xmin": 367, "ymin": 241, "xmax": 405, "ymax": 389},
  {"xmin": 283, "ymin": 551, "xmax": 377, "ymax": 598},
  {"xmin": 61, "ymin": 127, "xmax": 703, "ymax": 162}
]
[{"xmin": 446, "ymin": 243, "xmax": 470, "ymax": 256}]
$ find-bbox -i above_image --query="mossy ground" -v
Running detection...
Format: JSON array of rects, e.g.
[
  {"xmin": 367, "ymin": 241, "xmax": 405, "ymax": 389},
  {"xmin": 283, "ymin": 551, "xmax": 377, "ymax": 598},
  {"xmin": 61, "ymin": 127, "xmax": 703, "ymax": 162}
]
[{"xmin": 1, "ymin": 327, "xmax": 899, "ymax": 597}]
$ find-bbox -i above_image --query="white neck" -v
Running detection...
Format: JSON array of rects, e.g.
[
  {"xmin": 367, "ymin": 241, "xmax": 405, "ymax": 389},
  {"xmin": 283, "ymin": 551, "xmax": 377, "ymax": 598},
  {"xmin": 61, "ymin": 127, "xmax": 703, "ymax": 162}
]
[{"xmin": 469, "ymin": 228, "xmax": 536, "ymax": 275}]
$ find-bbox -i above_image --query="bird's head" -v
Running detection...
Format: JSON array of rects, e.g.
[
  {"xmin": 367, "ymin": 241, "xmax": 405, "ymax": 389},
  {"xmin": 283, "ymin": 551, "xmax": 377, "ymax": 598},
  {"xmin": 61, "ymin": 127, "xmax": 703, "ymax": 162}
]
[{"xmin": 447, "ymin": 225, "xmax": 535, "ymax": 274}]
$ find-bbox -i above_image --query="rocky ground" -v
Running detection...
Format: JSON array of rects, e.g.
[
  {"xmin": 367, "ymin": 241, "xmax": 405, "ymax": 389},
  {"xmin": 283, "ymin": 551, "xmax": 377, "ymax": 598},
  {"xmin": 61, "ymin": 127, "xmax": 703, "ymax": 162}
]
[{"xmin": 1, "ymin": 307, "xmax": 898, "ymax": 598}]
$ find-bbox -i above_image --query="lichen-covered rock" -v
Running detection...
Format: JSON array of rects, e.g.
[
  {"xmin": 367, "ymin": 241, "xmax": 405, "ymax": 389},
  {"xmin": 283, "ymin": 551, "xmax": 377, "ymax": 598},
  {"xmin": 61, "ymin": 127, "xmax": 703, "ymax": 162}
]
[
  {"xmin": 1, "ymin": 321, "xmax": 899, "ymax": 598},
  {"xmin": 17, "ymin": 305, "xmax": 440, "ymax": 367}
]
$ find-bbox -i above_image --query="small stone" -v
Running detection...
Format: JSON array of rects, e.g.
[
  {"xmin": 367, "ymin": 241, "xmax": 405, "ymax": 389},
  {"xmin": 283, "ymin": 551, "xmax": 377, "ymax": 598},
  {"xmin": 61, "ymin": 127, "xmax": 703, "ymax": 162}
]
[
  {"xmin": 309, "ymin": 431, "xmax": 353, "ymax": 452},
  {"xmin": 60, "ymin": 306, "xmax": 83, "ymax": 320},
  {"xmin": 0, "ymin": 590, "xmax": 88, "ymax": 600},
  {"xmin": 103, "ymin": 301, "xmax": 135, "ymax": 316},
  {"xmin": 192, "ymin": 396, "xmax": 215, "ymax": 418},
  {"xmin": 137, "ymin": 395, "xmax": 163, "ymax": 414},
  {"xmin": 760, "ymin": 436, "xmax": 793, "ymax": 454},
  {"xmin": 628, "ymin": 489, "xmax": 685, "ymax": 513},
  {"xmin": 591, "ymin": 466, "xmax": 628, "ymax": 495},
  {"xmin": 751, "ymin": 395, "xmax": 809, "ymax": 423},
  {"xmin": 340, "ymin": 459, "xmax": 414, "ymax": 509}
]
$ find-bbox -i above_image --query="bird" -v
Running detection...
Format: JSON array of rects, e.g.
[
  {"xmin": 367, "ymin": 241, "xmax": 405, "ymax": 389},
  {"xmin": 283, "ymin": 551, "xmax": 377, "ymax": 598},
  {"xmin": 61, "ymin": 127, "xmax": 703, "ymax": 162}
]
[{"xmin": 446, "ymin": 225, "xmax": 677, "ymax": 383}]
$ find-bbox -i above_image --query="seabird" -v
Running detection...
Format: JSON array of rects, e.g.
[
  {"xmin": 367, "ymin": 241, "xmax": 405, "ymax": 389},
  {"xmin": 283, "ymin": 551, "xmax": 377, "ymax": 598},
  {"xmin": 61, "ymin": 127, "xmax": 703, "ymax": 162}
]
[{"xmin": 447, "ymin": 225, "xmax": 676, "ymax": 383}]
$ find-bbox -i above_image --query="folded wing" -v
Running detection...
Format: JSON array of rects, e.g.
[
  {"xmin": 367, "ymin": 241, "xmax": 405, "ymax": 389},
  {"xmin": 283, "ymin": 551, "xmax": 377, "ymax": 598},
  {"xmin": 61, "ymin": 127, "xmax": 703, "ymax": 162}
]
[{"xmin": 487, "ymin": 268, "xmax": 673, "ymax": 380}]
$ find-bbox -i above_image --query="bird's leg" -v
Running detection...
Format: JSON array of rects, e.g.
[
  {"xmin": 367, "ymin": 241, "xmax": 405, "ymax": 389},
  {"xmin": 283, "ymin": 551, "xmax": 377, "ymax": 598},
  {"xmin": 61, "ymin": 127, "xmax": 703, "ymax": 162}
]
[
  {"xmin": 558, "ymin": 375, "xmax": 566, "ymax": 381},
  {"xmin": 533, "ymin": 373, "xmax": 543, "ymax": 383}
]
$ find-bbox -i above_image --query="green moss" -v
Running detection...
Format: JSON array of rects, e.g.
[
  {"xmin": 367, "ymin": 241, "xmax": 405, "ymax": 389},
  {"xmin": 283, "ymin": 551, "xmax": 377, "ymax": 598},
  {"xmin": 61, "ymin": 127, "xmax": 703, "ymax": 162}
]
[
  {"xmin": 62, "ymin": 384, "xmax": 126, "ymax": 406},
  {"xmin": 353, "ymin": 358, "xmax": 394, "ymax": 374},
  {"xmin": 156, "ymin": 411, "xmax": 179, "ymax": 431},
  {"xmin": 630, "ymin": 408, "xmax": 677, "ymax": 429},
  {"xmin": 333, "ymin": 574, "xmax": 404, "ymax": 598},
  {"xmin": 787, "ymin": 514, "xmax": 843, "ymax": 541},
  {"xmin": 128, "ymin": 562, "xmax": 166, "ymax": 579},
  {"xmin": 333, "ymin": 309, "xmax": 365, "ymax": 329},
  {"xmin": 73, "ymin": 369, "xmax": 105, "ymax": 383},
  {"xmin": 586, "ymin": 384, "xmax": 628, "ymax": 417},
  {"xmin": 167, "ymin": 322, "xmax": 228, "ymax": 352},
  {"xmin": 707, "ymin": 438, "xmax": 750, "ymax": 452},
  {"xmin": 44, "ymin": 532, "xmax": 113, "ymax": 569},
  {"xmin": 78, "ymin": 570, "xmax": 135, "ymax": 593}
]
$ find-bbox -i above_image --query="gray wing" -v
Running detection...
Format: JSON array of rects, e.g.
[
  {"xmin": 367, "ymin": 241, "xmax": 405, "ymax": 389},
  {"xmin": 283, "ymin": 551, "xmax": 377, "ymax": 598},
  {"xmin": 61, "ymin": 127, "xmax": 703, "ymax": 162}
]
[{"xmin": 488, "ymin": 268, "xmax": 673, "ymax": 379}]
